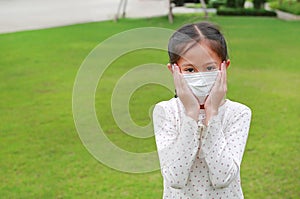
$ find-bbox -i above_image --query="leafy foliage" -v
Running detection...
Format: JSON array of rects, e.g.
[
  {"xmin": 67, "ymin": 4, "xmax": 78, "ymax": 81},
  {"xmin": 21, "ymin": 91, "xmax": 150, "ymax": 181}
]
[
  {"xmin": 226, "ymin": 0, "xmax": 246, "ymax": 8},
  {"xmin": 269, "ymin": 0, "xmax": 300, "ymax": 15},
  {"xmin": 217, "ymin": 7, "xmax": 277, "ymax": 15}
]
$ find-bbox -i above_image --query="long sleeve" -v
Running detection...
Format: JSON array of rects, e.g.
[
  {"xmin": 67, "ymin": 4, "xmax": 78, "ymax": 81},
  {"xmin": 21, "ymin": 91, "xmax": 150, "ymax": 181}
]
[
  {"xmin": 200, "ymin": 106, "xmax": 252, "ymax": 188},
  {"xmin": 153, "ymin": 102, "xmax": 200, "ymax": 189}
]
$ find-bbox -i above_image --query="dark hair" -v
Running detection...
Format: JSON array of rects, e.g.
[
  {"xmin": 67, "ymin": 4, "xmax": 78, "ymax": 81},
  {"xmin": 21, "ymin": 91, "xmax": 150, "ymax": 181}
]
[{"xmin": 168, "ymin": 22, "xmax": 228, "ymax": 64}]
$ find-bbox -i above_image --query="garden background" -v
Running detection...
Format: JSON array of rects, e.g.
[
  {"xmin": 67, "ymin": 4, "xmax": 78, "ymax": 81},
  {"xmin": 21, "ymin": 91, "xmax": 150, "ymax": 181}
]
[{"xmin": 1, "ymin": 0, "xmax": 300, "ymax": 198}]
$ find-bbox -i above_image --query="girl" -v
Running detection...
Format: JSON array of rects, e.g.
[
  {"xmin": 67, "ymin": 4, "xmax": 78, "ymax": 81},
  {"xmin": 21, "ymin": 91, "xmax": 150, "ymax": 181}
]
[{"xmin": 153, "ymin": 22, "xmax": 251, "ymax": 198}]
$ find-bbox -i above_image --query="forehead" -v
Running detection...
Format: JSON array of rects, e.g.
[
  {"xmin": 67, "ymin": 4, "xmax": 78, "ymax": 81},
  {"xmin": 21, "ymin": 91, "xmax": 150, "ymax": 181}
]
[{"xmin": 178, "ymin": 42, "xmax": 221, "ymax": 65}]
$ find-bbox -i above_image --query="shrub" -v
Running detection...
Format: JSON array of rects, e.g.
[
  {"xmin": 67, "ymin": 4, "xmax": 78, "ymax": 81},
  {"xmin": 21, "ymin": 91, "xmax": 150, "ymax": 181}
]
[
  {"xmin": 236, "ymin": 0, "xmax": 246, "ymax": 8},
  {"xmin": 226, "ymin": 0, "xmax": 245, "ymax": 8},
  {"xmin": 226, "ymin": 0, "xmax": 236, "ymax": 7},
  {"xmin": 217, "ymin": 7, "xmax": 277, "ymax": 16},
  {"xmin": 269, "ymin": 1, "xmax": 300, "ymax": 15},
  {"xmin": 268, "ymin": 1, "xmax": 279, "ymax": 9},
  {"xmin": 172, "ymin": 0, "xmax": 185, "ymax": 6},
  {"xmin": 210, "ymin": 0, "xmax": 226, "ymax": 8},
  {"xmin": 253, "ymin": 0, "xmax": 266, "ymax": 9},
  {"xmin": 278, "ymin": 1, "xmax": 300, "ymax": 15},
  {"xmin": 172, "ymin": 0, "xmax": 211, "ymax": 7}
]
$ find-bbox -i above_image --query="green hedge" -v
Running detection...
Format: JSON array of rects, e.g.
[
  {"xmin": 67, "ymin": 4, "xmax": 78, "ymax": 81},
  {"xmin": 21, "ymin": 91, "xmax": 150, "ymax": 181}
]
[
  {"xmin": 278, "ymin": 2, "xmax": 300, "ymax": 15},
  {"xmin": 210, "ymin": 0, "xmax": 226, "ymax": 8},
  {"xmin": 217, "ymin": 7, "xmax": 277, "ymax": 16},
  {"xmin": 269, "ymin": 1, "xmax": 300, "ymax": 15}
]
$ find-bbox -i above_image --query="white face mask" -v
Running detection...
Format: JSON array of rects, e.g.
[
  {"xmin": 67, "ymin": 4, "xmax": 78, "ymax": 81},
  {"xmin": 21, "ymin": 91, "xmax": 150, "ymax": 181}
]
[{"xmin": 183, "ymin": 71, "xmax": 219, "ymax": 104}]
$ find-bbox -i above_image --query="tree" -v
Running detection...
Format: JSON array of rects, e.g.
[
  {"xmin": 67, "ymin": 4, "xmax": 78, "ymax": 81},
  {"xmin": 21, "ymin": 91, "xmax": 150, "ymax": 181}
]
[
  {"xmin": 253, "ymin": 0, "xmax": 266, "ymax": 9},
  {"xmin": 169, "ymin": 0, "xmax": 208, "ymax": 23},
  {"xmin": 226, "ymin": 0, "xmax": 246, "ymax": 8}
]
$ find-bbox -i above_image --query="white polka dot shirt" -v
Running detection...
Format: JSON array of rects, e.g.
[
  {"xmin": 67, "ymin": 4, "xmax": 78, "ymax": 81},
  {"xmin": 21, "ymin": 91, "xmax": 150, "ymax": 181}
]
[{"xmin": 153, "ymin": 98, "xmax": 251, "ymax": 199}]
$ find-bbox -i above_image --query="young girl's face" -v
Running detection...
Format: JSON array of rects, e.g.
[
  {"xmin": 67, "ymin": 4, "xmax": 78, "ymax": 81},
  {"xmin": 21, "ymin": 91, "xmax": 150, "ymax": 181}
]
[{"xmin": 176, "ymin": 42, "xmax": 222, "ymax": 74}]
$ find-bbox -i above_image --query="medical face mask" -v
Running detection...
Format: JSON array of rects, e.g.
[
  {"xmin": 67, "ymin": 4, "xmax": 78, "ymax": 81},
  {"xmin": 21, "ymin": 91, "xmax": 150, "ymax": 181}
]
[{"xmin": 183, "ymin": 71, "xmax": 219, "ymax": 104}]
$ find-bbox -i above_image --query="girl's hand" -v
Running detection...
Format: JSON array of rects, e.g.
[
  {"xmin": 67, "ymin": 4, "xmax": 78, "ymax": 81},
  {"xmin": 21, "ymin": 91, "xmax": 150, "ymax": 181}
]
[
  {"xmin": 204, "ymin": 61, "xmax": 227, "ymax": 125},
  {"xmin": 170, "ymin": 64, "xmax": 200, "ymax": 121}
]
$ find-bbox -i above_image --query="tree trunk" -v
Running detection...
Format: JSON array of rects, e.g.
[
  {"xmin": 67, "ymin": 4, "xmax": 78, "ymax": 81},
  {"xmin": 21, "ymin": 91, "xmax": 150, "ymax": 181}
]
[
  {"xmin": 168, "ymin": 0, "xmax": 174, "ymax": 23},
  {"xmin": 199, "ymin": 0, "xmax": 208, "ymax": 18}
]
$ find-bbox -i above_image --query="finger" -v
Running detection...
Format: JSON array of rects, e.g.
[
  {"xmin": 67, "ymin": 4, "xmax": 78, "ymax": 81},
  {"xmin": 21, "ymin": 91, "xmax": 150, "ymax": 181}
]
[
  {"xmin": 167, "ymin": 63, "xmax": 173, "ymax": 74},
  {"xmin": 223, "ymin": 61, "xmax": 227, "ymax": 87},
  {"xmin": 223, "ymin": 61, "xmax": 227, "ymax": 80},
  {"xmin": 174, "ymin": 64, "xmax": 181, "ymax": 74},
  {"xmin": 222, "ymin": 61, "xmax": 227, "ymax": 80},
  {"xmin": 221, "ymin": 61, "xmax": 228, "ymax": 93},
  {"xmin": 172, "ymin": 64, "xmax": 180, "ymax": 81},
  {"xmin": 173, "ymin": 64, "xmax": 185, "ymax": 91},
  {"xmin": 220, "ymin": 61, "xmax": 226, "ymax": 86},
  {"xmin": 174, "ymin": 65, "xmax": 186, "ymax": 85},
  {"xmin": 215, "ymin": 68, "xmax": 222, "ymax": 86}
]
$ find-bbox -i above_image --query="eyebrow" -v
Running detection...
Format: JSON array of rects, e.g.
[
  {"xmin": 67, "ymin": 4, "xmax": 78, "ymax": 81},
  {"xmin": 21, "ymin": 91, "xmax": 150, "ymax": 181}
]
[{"xmin": 181, "ymin": 61, "xmax": 217, "ymax": 68}]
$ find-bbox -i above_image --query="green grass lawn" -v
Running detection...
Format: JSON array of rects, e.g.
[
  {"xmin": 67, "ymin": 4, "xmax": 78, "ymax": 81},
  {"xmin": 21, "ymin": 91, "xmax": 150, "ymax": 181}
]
[{"xmin": 1, "ymin": 14, "xmax": 299, "ymax": 198}]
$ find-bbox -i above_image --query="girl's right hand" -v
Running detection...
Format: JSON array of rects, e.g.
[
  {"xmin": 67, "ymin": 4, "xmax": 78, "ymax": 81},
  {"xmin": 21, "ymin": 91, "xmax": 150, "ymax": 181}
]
[{"xmin": 169, "ymin": 64, "xmax": 200, "ymax": 121}]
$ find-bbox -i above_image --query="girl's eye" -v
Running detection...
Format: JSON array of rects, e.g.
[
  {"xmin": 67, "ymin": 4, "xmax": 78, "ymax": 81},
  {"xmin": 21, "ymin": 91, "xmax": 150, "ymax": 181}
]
[
  {"xmin": 185, "ymin": 68, "xmax": 195, "ymax": 72},
  {"xmin": 207, "ymin": 66, "xmax": 216, "ymax": 71}
]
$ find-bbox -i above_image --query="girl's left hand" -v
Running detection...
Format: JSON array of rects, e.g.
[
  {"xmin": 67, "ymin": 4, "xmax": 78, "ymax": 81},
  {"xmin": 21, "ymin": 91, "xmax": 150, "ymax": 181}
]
[{"xmin": 204, "ymin": 61, "xmax": 227, "ymax": 125}]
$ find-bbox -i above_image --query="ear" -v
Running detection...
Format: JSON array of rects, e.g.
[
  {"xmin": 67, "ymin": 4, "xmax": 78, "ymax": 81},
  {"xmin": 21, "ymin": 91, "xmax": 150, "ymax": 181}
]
[{"xmin": 225, "ymin": 59, "xmax": 230, "ymax": 69}]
